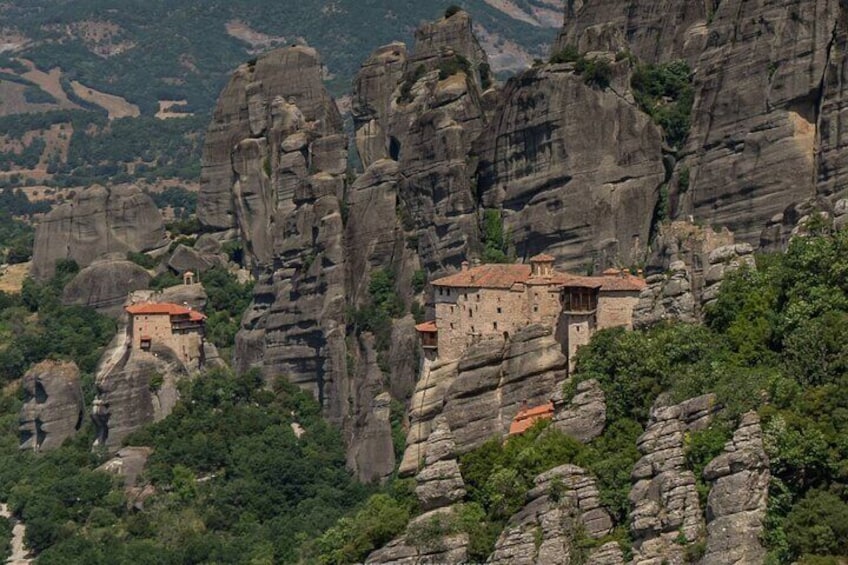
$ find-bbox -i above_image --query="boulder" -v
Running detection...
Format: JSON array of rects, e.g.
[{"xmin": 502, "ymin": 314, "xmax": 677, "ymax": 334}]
[
  {"xmin": 19, "ymin": 360, "xmax": 84, "ymax": 452},
  {"xmin": 31, "ymin": 185, "xmax": 166, "ymax": 281},
  {"xmin": 62, "ymin": 259, "xmax": 152, "ymax": 317}
]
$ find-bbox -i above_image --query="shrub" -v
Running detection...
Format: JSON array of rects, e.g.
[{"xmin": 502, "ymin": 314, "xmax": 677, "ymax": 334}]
[
  {"xmin": 550, "ymin": 44, "xmax": 580, "ymax": 64},
  {"xmin": 631, "ymin": 60, "xmax": 694, "ymax": 149},
  {"xmin": 575, "ymin": 56, "xmax": 612, "ymax": 89},
  {"xmin": 126, "ymin": 251, "xmax": 158, "ymax": 269}
]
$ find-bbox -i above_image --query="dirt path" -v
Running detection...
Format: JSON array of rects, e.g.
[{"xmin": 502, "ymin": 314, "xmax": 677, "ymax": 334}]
[{"xmin": 0, "ymin": 504, "xmax": 31, "ymax": 565}]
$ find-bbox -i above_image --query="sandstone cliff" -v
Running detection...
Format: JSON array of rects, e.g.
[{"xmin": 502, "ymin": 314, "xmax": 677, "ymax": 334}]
[
  {"xmin": 31, "ymin": 185, "xmax": 167, "ymax": 281},
  {"xmin": 473, "ymin": 59, "xmax": 665, "ymax": 270}
]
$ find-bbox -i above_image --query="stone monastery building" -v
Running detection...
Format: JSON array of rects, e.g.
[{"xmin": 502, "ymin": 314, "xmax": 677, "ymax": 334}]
[
  {"xmin": 126, "ymin": 302, "xmax": 206, "ymax": 367},
  {"xmin": 416, "ymin": 254, "xmax": 645, "ymax": 367}
]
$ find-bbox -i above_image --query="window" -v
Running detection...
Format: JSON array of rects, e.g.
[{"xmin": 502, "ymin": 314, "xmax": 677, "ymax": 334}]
[
  {"xmin": 450, "ymin": 323, "xmax": 454, "ymax": 329},
  {"xmin": 533, "ymin": 305, "xmax": 539, "ymax": 313},
  {"xmin": 469, "ymin": 310, "xmax": 473, "ymax": 318},
  {"xmin": 493, "ymin": 322, "xmax": 498, "ymax": 330},
  {"xmin": 450, "ymin": 306, "xmax": 454, "ymax": 314},
  {"xmin": 476, "ymin": 293, "xmax": 480, "ymax": 302},
  {"xmin": 497, "ymin": 307, "xmax": 502, "ymax": 314},
  {"xmin": 439, "ymin": 288, "xmax": 443, "ymax": 296}
]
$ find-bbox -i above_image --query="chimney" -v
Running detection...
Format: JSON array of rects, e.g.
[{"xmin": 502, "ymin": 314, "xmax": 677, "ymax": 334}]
[
  {"xmin": 461, "ymin": 261, "xmax": 469, "ymax": 271},
  {"xmin": 637, "ymin": 269, "xmax": 644, "ymax": 278},
  {"xmin": 620, "ymin": 268, "xmax": 627, "ymax": 278}
]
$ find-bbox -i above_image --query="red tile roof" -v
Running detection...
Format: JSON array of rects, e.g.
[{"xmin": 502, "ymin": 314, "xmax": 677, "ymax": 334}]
[
  {"xmin": 126, "ymin": 302, "xmax": 207, "ymax": 320},
  {"xmin": 415, "ymin": 320, "xmax": 437, "ymax": 332},
  {"xmin": 431, "ymin": 262, "xmax": 646, "ymax": 292},
  {"xmin": 508, "ymin": 402, "xmax": 555, "ymax": 436},
  {"xmin": 432, "ymin": 264, "xmax": 532, "ymax": 289}
]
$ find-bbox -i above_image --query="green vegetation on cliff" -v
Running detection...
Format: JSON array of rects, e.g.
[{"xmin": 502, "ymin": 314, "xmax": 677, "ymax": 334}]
[{"xmin": 0, "ymin": 368, "xmax": 374, "ymax": 563}]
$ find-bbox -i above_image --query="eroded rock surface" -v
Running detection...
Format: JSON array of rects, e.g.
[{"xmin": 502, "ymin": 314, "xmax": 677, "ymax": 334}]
[
  {"xmin": 401, "ymin": 325, "xmax": 567, "ymax": 476},
  {"xmin": 700, "ymin": 243, "xmax": 756, "ymax": 309},
  {"xmin": 489, "ymin": 464, "xmax": 613, "ymax": 565},
  {"xmin": 32, "ymin": 185, "xmax": 166, "ymax": 280},
  {"xmin": 555, "ymin": 1, "xmax": 708, "ymax": 65},
  {"xmin": 19, "ymin": 360, "xmax": 83, "ymax": 452},
  {"xmin": 414, "ymin": 416, "xmax": 466, "ymax": 511},
  {"xmin": 474, "ymin": 60, "xmax": 665, "ymax": 270},
  {"xmin": 633, "ymin": 260, "xmax": 697, "ymax": 329},
  {"xmin": 550, "ymin": 378, "xmax": 606, "ymax": 443},
  {"xmin": 92, "ymin": 349, "xmax": 187, "ymax": 450},
  {"xmin": 62, "ymin": 259, "xmax": 152, "ymax": 317},
  {"xmin": 701, "ymin": 412, "xmax": 770, "ymax": 565},
  {"xmin": 366, "ymin": 507, "xmax": 469, "ymax": 565},
  {"xmin": 629, "ymin": 394, "xmax": 719, "ymax": 565}
]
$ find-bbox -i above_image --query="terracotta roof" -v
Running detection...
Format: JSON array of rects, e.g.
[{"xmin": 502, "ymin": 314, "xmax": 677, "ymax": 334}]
[
  {"xmin": 431, "ymin": 262, "xmax": 646, "ymax": 292},
  {"xmin": 594, "ymin": 273, "xmax": 646, "ymax": 292},
  {"xmin": 432, "ymin": 264, "xmax": 532, "ymax": 289},
  {"xmin": 508, "ymin": 402, "xmax": 554, "ymax": 436},
  {"xmin": 530, "ymin": 253, "xmax": 555, "ymax": 262},
  {"xmin": 126, "ymin": 302, "xmax": 207, "ymax": 320},
  {"xmin": 415, "ymin": 320, "xmax": 437, "ymax": 332}
]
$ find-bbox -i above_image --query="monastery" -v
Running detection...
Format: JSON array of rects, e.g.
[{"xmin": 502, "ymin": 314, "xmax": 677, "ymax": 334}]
[
  {"xmin": 125, "ymin": 302, "xmax": 206, "ymax": 368},
  {"xmin": 416, "ymin": 254, "xmax": 645, "ymax": 369}
]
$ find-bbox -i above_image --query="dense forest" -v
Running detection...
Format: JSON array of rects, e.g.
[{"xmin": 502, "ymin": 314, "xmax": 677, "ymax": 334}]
[{"xmin": 0, "ymin": 220, "xmax": 846, "ymax": 563}]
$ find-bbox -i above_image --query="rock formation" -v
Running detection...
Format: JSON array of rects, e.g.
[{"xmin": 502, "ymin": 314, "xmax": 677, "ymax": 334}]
[
  {"xmin": 633, "ymin": 260, "xmax": 697, "ymax": 329},
  {"xmin": 365, "ymin": 507, "xmax": 470, "ymax": 564},
  {"xmin": 489, "ymin": 464, "xmax": 614, "ymax": 565},
  {"xmin": 62, "ymin": 259, "xmax": 152, "ymax": 317},
  {"xmin": 700, "ymin": 243, "xmax": 756, "ymax": 309},
  {"xmin": 628, "ymin": 394, "xmax": 719, "ymax": 565},
  {"xmin": 31, "ymin": 185, "xmax": 167, "ymax": 281},
  {"xmin": 414, "ymin": 416, "xmax": 466, "ymax": 511},
  {"xmin": 401, "ymin": 324, "xmax": 567, "ymax": 475},
  {"xmin": 352, "ymin": 9, "xmax": 490, "ymax": 273},
  {"xmin": 19, "ymin": 360, "xmax": 84, "ymax": 452},
  {"xmin": 92, "ymin": 348, "xmax": 187, "ymax": 449},
  {"xmin": 550, "ymin": 378, "xmax": 606, "ymax": 443},
  {"xmin": 474, "ymin": 59, "xmax": 666, "ymax": 270},
  {"xmin": 701, "ymin": 412, "xmax": 770, "ymax": 565},
  {"xmin": 555, "ymin": 1, "xmax": 708, "ymax": 65}
]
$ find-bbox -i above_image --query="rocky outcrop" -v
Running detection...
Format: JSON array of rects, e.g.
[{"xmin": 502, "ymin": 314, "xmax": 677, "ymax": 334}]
[
  {"xmin": 700, "ymin": 243, "xmax": 756, "ymax": 309},
  {"xmin": 629, "ymin": 394, "xmax": 719, "ymax": 565},
  {"xmin": 97, "ymin": 446, "xmax": 152, "ymax": 487},
  {"xmin": 474, "ymin": 60, "xmax": 665, "ymax": 270},
  {"xmin": 414, "ymin": 416, "xmax": 465, "ymax": 511},
  {"xmin": 365, "ymin": 507, "xmax": 469, "ymax": 565},
  {"xmin": 19, "ymin": 361, "xmax": 83, "ymax": 452},
  {"xmin": 92, "ymin": 349, "xmax": 187, "ymax": 450},
  {"xmin": 555, "ymin": 1, "xmax": 708, "ymax": 65},
  {"xmin": 352, "ymin": 44, "xmax": 407, "ymax": 167},
  {"xmin": 550, "ymin": 378, "xmax": 606, "ymax": 443},
  {"xmin": 199, "ymin": 45, "xmax": 352, "ymax": 446},
  {"xmin": 31, "ymin": 185, "xmax": 167, "ymax": 281},
  {"xmin": 700, "ymin": 412, "xmax": 770, "ymax": 565},
  {"xmin": 633, "ymin": 260, "xmax": 697, "ymax": 328},
  {"xmin": 489, "ymin": 464, "xmax": 614, "ymax": 565},
  {"xmin": 198, "ymin": 45, "xmax": 343, "ymax": 233},
  {"xmin": 352, "ymin": 9, "xmax": 489, "ymax": 273},
  {"xmin": 400, "ymin": 325, "xmax": 567, "ymax": 475},
  {"xmin": 62, "ymin": 259, "xmax": 152, "ymax": 317}
]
